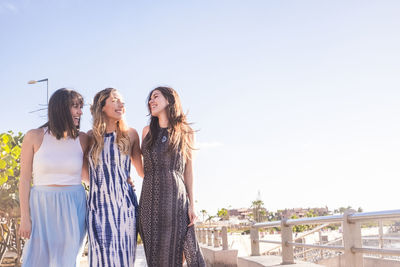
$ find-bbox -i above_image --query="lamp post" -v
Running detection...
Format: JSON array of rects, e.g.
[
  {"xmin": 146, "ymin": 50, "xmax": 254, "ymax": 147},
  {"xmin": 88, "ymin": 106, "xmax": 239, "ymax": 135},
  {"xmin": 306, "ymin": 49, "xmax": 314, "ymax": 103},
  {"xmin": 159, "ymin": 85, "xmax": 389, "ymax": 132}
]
[
  {"xmin": 28, "ymin": 78, "xmax": 49, "ymax": 105},
  {"xmin": 28, "ymin": 78, "xmax": 49, "ymax": 113}
]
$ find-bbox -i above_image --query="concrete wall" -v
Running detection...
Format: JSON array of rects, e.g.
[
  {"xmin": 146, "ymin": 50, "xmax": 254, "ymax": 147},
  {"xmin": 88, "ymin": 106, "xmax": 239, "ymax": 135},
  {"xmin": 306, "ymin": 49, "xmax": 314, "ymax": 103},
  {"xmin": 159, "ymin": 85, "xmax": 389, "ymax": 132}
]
[
  {"xmin": 237, "ymin": 256, "xmax": 267, "ymax": 267},
  {"xmin": 364, "ymin": 257, "xmax": 400, "ymax": 267},
  {"xmin": 317, "ymin": 254, "xmax": 344, "ymax": 267},
  {"xmin": 318, "ymin": 254, "xmax": 400, "ymax": 267},
  {"xmin": 200, "ymin": 246, "xmax": 238, "ymax": 267},
  {"xmin": 238, "ymin": 255, "xmax": 324, "ymax": 267},
  {"xmin": 200, "ymin": 246, "xmax": 400, "ymax": 267}
]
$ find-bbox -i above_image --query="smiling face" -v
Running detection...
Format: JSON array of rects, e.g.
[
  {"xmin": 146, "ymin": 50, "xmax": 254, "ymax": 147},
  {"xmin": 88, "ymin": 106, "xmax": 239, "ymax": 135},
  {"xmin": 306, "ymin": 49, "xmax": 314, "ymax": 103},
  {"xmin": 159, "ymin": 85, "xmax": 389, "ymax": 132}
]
[
  {"xmin": 148, "ymin": 90, "xmax": 169, "ymax": 117},
  {"xmin": 70, "ymin": 98, "xmax": 83, "ymax": 127},
  {"xmin": 102, "ymin": 91, "xmax": 125, "ymax": 121}
]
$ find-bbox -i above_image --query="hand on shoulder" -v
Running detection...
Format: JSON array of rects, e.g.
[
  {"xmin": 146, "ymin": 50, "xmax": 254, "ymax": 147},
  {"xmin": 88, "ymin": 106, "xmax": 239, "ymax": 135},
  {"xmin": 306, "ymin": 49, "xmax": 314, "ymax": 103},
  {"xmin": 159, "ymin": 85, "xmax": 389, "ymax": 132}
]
[
  {"xmin": 86, "ymin": 130, "xmax": 93, "ymax": 137},
  {"xmin": 127, "ymin": 127, "xmax": 140, "ymax": 144},
  {"xmin": 79, "ymin": 131, "xmax": 89, "ymax": 142},
  {"xmin": 79, "ymin": 131, "xmax": 90, "ymax": 151},
  {"xmin": 79, "ymin": 131, "xmax": 88, "ymax": 137},
  {"xmin": 127, "ymin": 127, "xmax": 138, "ymax": 136}
]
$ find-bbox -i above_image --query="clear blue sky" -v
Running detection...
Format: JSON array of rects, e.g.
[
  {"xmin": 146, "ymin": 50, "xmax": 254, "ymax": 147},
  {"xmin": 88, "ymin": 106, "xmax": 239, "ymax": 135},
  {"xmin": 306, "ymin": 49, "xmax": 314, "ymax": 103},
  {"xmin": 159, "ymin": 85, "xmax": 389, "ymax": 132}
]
[{"xmin": 1, "ymin": 0, "xmax": 400, "ymax": 216}]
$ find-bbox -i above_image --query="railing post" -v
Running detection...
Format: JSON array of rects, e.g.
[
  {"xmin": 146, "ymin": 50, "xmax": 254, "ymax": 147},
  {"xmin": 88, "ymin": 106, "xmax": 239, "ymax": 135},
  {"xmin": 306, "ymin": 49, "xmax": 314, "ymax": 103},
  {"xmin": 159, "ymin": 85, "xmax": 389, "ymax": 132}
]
[
  {"xmin": 281, "ymin": 218, "xmax": 294, "ymax": 264},
  {"xmin": 198, "ymin": 228, "xmax": 203, "ymax": 244},
  {"xmin": 222, "ymin": 226, "xmax": 228, "ymax": 250},
  {"xmin": 379, "ymin": 220, "xmax": 384, "ymax": 258},
  {"xmin": 319, "ymin": 231, "xmax": 323, "ymax": 259},
  {"xmin": 343, "ymin": 210, "xmax": 363, "ymax": 267},
  {"xmin": 214, "ymin": 228, "xmax": 220, "ymax": 248},
  {"xmin": 207, "ymin": 228, "xmax": 213, "ymax": 246},
  {"xmin": 250, "ymin": 226, "xmax": 260, "ymax": 256}
]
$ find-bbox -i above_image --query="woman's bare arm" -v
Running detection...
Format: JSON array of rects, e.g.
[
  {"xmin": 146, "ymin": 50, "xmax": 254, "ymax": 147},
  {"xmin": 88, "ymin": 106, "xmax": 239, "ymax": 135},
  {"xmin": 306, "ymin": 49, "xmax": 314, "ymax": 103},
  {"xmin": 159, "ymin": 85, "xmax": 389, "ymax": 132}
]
[
  {"xmin": 129, "ymin": 128, "xmax": 144, "ymax": 178},
  {"xmin": 184, "ymin": 132, "xmax": 197, "ymax": 226},
  {"xmin": 19, "ymin": 129, "xmax": 42, "ymax": 239},
  {"xmin": 80, "ymin": 132, "xmax": 90, "ymax": 185}
]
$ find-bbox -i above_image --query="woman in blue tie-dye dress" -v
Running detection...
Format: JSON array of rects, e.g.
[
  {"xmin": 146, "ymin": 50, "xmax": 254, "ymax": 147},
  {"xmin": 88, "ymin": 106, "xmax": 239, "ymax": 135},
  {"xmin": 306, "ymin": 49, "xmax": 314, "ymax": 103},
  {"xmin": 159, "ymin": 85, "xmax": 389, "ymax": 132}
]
[{"xmin": 86, "ymin": 88, "xmax": 144, "ymax": 267}]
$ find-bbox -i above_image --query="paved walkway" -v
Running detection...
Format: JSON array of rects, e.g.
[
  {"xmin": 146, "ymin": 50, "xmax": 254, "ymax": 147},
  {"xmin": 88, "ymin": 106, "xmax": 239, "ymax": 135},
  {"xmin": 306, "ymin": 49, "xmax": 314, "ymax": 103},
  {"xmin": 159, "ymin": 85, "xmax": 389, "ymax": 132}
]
[{"xmin": 79, "ymin": 245, "xmax": 148, "ymax": 267}]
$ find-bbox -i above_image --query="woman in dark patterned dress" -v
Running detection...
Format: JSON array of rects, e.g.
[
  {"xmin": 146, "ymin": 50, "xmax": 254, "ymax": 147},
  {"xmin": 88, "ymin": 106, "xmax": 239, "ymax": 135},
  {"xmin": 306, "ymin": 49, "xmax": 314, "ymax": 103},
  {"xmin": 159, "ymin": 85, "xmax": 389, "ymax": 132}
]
[
  {"xmin": 86, "ymin": 88, "xmax": 143, "ymax": 267},
  {"xmin": 139, "ymin": 86, "xmax": 205, "ymax": 267}
]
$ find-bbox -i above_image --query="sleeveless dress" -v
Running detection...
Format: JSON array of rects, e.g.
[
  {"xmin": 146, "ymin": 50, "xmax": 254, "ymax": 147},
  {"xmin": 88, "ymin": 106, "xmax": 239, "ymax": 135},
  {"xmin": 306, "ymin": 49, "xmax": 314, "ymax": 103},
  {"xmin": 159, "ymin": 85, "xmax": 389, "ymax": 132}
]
[
  {"xmin": 139, "ymin": 128, "xmax": 205, "ymax": 266},
  {"xmin": 22, "ymin": 129, "xmax": 86, "ymax": 267},
  {"xmin": 87, "ymin": 132, "xmax": 139, "ymax": 267}
]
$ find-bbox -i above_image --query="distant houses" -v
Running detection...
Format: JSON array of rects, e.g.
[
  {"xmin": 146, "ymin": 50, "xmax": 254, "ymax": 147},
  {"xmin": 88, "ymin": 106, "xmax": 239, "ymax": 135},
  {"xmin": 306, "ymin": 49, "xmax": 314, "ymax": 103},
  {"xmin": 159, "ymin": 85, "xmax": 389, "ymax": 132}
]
[
  {"xmin": 199, "ymin": 206, "xmax": 333, "ymax": 228},
  {"xmin": 280, "ymin": 207, "xmax": 330, "ymax": 219},
  {"xmin": 227, "ymin": 208, "xmax": 253, "ymax": 220},
  {"xmin": 219, "ymin": 207, "xmax": 331, "ymax": 226}
]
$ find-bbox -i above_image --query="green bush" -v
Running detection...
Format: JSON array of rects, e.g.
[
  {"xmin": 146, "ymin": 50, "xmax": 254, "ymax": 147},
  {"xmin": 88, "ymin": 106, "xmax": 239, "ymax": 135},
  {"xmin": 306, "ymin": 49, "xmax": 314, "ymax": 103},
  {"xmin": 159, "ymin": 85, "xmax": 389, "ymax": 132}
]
[{"xmin": 0, "ymin": 131, "xmax": 23, "ymax": 215}]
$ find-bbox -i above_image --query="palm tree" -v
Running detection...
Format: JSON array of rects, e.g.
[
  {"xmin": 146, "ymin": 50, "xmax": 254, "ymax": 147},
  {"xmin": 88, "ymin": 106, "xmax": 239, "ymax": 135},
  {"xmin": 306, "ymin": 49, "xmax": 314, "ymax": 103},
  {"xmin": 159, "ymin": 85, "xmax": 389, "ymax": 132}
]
[
  {"xmin": 217, "ymin": 208, "xmax": 229, "ymax": 220},
  {"xmin": 206, "ymin": 215, "xmax": 215, "ymax": 225},
  {"xmin": 251, "ymin": 200, "xmax": 265, "ymax": 222},
  {"xmin": 200, "ymin": 209, "xmax": 208, "ymax": 223}
]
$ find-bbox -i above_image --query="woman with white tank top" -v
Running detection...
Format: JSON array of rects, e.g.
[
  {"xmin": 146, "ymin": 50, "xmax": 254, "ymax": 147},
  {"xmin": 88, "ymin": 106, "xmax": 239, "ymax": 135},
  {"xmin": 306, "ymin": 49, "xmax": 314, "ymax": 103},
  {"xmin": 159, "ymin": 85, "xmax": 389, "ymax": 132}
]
[{"xmin": 19, "ymin": 88, "xmax": 89, "ymax": 267}]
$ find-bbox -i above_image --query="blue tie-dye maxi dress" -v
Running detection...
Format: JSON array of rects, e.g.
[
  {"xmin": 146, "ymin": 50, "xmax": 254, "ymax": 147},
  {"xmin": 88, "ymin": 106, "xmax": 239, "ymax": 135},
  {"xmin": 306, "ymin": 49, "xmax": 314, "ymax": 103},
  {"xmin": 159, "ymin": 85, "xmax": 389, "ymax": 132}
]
[{"xmin": 87, "ymin": 132, "xmax": 139, "ymax": 267}]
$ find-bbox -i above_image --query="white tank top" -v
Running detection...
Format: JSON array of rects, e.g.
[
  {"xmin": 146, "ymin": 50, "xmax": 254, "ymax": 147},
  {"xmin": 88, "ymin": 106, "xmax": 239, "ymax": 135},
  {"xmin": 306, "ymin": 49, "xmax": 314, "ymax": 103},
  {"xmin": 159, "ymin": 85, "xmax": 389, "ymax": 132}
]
[{"xmin": 32, "ymin": 128, "xmax": 83, "ymax": 186}]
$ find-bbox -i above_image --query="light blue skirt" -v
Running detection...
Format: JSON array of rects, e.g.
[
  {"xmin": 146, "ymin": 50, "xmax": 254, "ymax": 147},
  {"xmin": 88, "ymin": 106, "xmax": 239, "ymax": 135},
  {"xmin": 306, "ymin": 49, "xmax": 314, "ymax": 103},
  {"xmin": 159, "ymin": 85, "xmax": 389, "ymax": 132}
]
[{"xmin": 21, "ymin": 185, "xmax": 87, "ymax": 267}]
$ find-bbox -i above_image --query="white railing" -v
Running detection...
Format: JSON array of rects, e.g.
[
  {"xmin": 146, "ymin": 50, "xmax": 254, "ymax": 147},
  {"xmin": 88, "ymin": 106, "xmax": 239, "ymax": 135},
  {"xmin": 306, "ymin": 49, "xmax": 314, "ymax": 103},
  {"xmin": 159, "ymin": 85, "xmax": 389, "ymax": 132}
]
[
  {"xmin": 196, "ymin": 226, "xmax": 229, "ymax": 250},
  {"xmin": 250, "ymin": 209, "xmax": 400, "ymax": 266}
]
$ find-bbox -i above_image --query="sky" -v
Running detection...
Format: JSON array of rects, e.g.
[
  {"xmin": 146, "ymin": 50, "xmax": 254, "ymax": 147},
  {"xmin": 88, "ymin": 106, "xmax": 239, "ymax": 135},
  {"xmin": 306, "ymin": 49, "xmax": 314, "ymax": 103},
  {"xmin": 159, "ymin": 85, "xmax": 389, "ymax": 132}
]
[{"xmin": 1, "ymin": 0, "xmax": 400, "ymax": 216}]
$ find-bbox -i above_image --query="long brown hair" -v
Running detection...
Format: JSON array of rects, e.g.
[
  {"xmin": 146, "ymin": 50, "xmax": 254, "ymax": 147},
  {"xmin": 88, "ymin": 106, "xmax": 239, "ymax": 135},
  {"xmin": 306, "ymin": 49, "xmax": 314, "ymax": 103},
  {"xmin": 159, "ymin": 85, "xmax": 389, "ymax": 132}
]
[
  {"xmin": 90, "ymin": 88, "xmax": 130, "ymax": 165},
  {"xmin": 145, "ymin": 86, "xmax": 195, "ymax": 161},
  {"xmin": 41, "ymin": 88, "xmax": 83, "ymax": 140}
]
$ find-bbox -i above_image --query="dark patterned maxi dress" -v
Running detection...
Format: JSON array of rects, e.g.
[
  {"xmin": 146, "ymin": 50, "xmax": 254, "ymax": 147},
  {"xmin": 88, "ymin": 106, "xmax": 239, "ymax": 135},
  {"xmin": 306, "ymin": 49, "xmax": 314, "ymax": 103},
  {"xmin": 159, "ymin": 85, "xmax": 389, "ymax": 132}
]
[{"xmin": 139, "ymin": 128, "xmax": 205, "ymax": 266}]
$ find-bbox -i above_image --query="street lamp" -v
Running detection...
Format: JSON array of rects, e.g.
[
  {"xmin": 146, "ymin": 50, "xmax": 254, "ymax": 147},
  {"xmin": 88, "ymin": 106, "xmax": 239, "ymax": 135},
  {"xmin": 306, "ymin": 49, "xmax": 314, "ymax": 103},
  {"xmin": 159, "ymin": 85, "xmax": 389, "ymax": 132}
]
[
  {"xmin": 28, "ymin": 78, "xmax": 49, "ymax": 105},
  {"xmin": 28, "ymin": 78, "xmax": 49, "ymax": 113}
]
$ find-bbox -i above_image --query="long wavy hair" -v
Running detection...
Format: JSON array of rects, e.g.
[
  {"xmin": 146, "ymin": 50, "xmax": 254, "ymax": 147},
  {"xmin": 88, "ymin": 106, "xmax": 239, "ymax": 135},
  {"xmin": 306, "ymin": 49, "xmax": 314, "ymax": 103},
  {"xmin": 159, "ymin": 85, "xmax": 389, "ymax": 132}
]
[
  {"xmin": 145, "ymin": 86, "xmax": 195, "ymax": 161},
  {"xmin": 41, "ymin": 88, "xmax": 83, "ymax": 140},
  {"xmin": 90, "ymin": 88, "xmax": 130, "ymax": 165}
]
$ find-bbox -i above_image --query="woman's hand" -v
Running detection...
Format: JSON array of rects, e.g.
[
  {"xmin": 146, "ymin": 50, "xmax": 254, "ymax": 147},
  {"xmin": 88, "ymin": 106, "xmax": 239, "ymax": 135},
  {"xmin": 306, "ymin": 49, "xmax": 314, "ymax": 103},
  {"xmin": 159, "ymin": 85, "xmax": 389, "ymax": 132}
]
[
  {"xmin": 188, "ymin": 206, "xmax": 197, "ymax": 227},
  {"xmin": 127, "ymin": 177, "xmax": 135, "ymax": 189},
  {"xmin": 19, "ymin": 217, "xmax": 32, "ymax": 239}
]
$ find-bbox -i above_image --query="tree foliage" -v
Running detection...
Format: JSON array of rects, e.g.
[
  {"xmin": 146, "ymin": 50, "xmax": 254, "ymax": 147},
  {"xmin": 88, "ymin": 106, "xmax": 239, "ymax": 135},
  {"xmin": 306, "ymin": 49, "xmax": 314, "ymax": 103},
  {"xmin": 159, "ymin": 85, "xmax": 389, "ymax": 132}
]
[
  {"xmin": 200, "ymin": 209, "xmax": 208, "ymax": 222},
  {"xmin": 251, "ymin": 199, "xmax": 265, "ymax": 222},
  {"xmin": 0, "ymin": 131, "xmax": 23, "ymax": 215},
  {"xmin": 333, "ymin": 206, "xmax": 360, "ymax": 214},
  {"xmin": 217, "ymin": 208, "xmax": 229, "ymax": 220},
  {"xmin": 291, "ymin": 210, "xmax": 319, "ymax": 233},
  {"xmin": 206, "ymin": 215, "xmax": 216, "ymax": 225}
]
